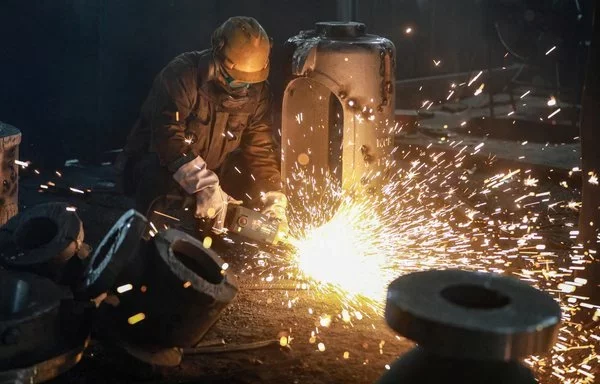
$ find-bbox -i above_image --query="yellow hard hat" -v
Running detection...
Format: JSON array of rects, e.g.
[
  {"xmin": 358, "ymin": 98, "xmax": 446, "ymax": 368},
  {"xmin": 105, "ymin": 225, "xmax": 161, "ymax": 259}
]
[{"xmin": 211, "ymin": 16, "xmax": 271, "ymax": 84}]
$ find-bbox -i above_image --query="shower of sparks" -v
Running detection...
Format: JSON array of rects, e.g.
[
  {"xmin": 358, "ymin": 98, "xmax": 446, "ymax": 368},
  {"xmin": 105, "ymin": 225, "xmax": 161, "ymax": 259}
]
[{"xmin": 274, "ymin": 136, "xmax": 598, "ymax": 384}]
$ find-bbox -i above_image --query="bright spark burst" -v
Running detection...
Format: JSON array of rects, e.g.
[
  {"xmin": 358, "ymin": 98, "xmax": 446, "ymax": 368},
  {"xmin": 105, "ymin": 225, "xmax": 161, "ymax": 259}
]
[
  {"xmin": 524, "ymin": 176, "xmax": 539, "ymax": 187},
  {"xmin": 280, "ymin": 137, "xmax": 598, "ymax": 384}
]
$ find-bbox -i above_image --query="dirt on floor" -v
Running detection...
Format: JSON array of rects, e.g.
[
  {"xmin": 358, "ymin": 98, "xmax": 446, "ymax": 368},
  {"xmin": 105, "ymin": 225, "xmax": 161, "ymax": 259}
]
[
  {"xmin": 15, "ymin": 171, "xmax": 411, "ymax": 384},
  {"xmin": 12, "ymin": 147, "xmax": 592, "ymax": 384}
]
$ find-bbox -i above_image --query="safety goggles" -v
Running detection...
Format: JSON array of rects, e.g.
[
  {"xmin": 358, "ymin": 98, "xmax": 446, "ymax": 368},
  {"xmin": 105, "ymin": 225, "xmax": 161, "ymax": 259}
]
[{"xmin": 220, "ymin": 65, "xmax": 250, "ymax": 89}]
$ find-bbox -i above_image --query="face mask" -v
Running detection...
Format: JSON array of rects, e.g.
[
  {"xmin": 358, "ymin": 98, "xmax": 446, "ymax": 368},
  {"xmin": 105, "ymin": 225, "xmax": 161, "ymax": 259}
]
[{"xmin": 220, "ymin": 65, "xmax": 250, "ymax": 90}]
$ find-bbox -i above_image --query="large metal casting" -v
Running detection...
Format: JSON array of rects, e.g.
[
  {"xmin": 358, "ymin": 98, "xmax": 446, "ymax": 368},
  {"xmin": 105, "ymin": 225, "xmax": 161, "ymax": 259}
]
[
  {"xmin": 102, "ymin": 229, "xmax": 238, "ymax": 348},
  {"xmin": 378, "ymin": 269, "xmax": 561, "ymax": 384},
  {"xmin": 282, "ymin": 22, "xmax": 395, "ymax": 194},
  {"xmin": 0, "ymin": 202, "xmax": 85, "ymax": 284},
  {"xmin": 0, "ymin": 122, "xmax": 21, "ymax": 226}
]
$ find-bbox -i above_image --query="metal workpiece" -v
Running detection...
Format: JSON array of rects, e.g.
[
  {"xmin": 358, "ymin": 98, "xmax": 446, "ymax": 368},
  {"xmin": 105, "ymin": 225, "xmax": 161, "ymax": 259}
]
[
  {"xmin": 384, "ymin": 269, "xmax": 561, "ymax": 361},
  {"xmin": 0, "ymin": 202, "xmax": 85, "ymax": 284},
  {"xmin": 0, "ymin": 271, "xmax": 64, "ymax": 370},
  {"xmin": 0, "ymin": 121, "xmax": 21, "ymax": 226},
  {"xmin": 0, "ymin": 340, "xmax": 88, "ymax": 384},
  {"xmin": 106, "ymin": 229, "xmax": 238, "ymax": 348},
  {"xmin": 80, "ymin": 209, "xmax": 148, "ymax": 299},
  {"xmin": 378, "ymin": 269, "xmax": 561, "ymax": 384},
  {"xmin": 282, "ymin": 22, "xmax": 396, "ymax": 194}
]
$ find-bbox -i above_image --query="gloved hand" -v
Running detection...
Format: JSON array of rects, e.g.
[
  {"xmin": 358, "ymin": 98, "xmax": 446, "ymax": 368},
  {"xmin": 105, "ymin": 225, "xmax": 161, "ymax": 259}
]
[
  {"xmin": 173, "ymin": 155, "xmax": 241, "ymax": 233},
  {"xmin": 261, "ymin": 191, "xmax": 289, "ymax": 241},
  {"xmin": 194, "ymin": 184, "xmax": 241, "ymax": 232}
]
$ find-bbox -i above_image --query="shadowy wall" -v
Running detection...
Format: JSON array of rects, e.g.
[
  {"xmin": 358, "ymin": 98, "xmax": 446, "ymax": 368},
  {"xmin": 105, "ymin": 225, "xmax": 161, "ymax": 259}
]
[
  {"xmin": 0, "ymin": 0, "xmax": 591, "ymax": 167},
  {"xmin": 0, "ymin": 0, "xmax": 336, "ymax": 167}
]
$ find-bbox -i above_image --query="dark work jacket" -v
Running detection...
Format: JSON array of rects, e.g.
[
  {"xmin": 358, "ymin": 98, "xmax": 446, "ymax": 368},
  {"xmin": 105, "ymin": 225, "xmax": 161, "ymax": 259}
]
[{"xmin": 122, "ymin": 50, "xmax": 282, "ymax": 193}]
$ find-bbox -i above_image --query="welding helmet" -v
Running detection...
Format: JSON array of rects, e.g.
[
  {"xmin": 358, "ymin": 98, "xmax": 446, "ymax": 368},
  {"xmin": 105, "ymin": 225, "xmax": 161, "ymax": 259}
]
[{"xmin": 211, "ymin": 16, "xmax": 271, "ymax": 88}]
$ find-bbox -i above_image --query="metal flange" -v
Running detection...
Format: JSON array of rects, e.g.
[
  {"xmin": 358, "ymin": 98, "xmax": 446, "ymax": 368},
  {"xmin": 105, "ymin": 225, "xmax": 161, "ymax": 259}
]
[
  {"xmin": 385, "ymin": 269, "xmax": 561, "ymax": 361},
  {"xmin": 0, "ymin": 202, "xmax": 84, "ymax": 282},
  {"xmin": 0, "ymin": 338, "xmax": 88, "ymax": 384},
  {"xmin": 113, "ymin": 229, "xmax": 238, "ymax": 348},
  {"xmin": 81, "ymin": 209, "xmax": 148, "ymax": 299},
  {"xmin": 0, "ymin": 270, "xmax": 65, "ymax": 370}
]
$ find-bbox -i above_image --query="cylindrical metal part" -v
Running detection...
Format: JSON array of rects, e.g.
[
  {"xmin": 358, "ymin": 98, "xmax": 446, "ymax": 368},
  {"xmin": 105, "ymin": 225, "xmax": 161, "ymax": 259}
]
[
  {"xmin": 282, "ymin": 22, "xmax": 395, "ymax": 194},
  {"xmin": 385, "ymin": 269, "xmax": 561, "ymax": 361},
  {"xmin": 0, "ymin": 342, "xmax": 87, "ymax": 384},
  {"xmin": 378, "ymin": 269, "xmax": 561, "ymax": 384},
  {"xmin": 105, "ymin": 229, "xmax": 238, "ymax": 348},
  {"xmin": 0, "ymin": 271, "xmax": 63, "ymax": 370},
  {"xmin": 377, "ymin": 347, "xmax": 537, "ymax": 384},
  {"xmin": 0, "ymin": 122, "xmax": 21, "ymax": 226},
  {"xmin": 0, "ymin": 202, "xmax": 85, "ymax": 284}
]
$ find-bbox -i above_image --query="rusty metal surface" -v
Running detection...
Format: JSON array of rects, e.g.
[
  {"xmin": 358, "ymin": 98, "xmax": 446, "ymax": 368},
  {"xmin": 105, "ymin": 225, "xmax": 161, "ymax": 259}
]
[
  {"xmin": 0, "ymin": 121, "xmax": 21, "ymax": 226},
  {"xmin": 385, "ymin": 269, "xmax": 561, "ymax": 361},
  {"xmin": 282, "ymin": 22, "xmax": 396, "ymax": 194}
]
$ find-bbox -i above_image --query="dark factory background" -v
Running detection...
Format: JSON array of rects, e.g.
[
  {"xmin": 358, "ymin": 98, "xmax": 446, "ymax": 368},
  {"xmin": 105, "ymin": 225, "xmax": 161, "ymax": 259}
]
[{"xmin": 0, "ymin": 0, "xmax": 593, "ymax": 168}]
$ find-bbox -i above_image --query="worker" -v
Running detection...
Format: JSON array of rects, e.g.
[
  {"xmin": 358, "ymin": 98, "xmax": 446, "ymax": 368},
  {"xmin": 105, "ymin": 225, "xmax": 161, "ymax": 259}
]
[{"xmin": 116, "ymin": 16, "xmax": 288, "ymax": 234}]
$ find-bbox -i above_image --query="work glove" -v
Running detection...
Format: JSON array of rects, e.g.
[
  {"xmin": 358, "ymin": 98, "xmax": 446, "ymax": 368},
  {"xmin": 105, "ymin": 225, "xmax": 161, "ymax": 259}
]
[
  {"xmin": 261, "ymin": 191, "xmax": 290, "ymax": 241},
  {"xmin": 173, "ymin": 155, "xmax": 241, "ymax": 233}
]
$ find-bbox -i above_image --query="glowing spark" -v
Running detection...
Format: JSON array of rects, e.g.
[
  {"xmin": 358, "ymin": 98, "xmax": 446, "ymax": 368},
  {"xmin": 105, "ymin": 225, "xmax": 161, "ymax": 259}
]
[
  {"xmin": 548, "ymin": 108, "xmax": 561, "ymax": 119},
  {"xmin": 69, "ymin": 187, "xmax": 85, "ymax": 194},
  {"xmin": 520, "ymin": 90, "xmax": 531, "ymax": 99},
  {"xmin": 468, "ymin": 71, "xmax": 483, "ymax": 87},
  {"xmin": 405, "ymin": 27, "xmax": 413, "ymax": 34},
  {"xmin": 66, "ymin": 206, "xmax": 77, "ymax": 212},
  {"xmin": 474, "ymin": 83, "xmax": 485, "ymax": 96},
  {"xmin": 128, "ymin": 313, "xmax": 146, "ymax": 325},
  {"xmin": 14, "ymin": 160, "xmax": 29, "ymax": 168},
  {"xmin": 317, "ymin": 342, "xmax": 326, "ymax": 352},
  {"xmin": 433, "ymin": 59, "xmax": 441, "ymax": 66},
  {"xmin": 280, "ymin": 336, "xmax": 289, "ymax": 347},
  {"xmin": 547, "ymin": 96, "xmax": 557, "ymax": 106},
  {"xmin": 152, "ymin": 210, "xmax": 180, "ymax": 221},
  {"xmin": 117, "ymin": 284, "xmax": 133, "ymax": 293},
  {"xmin": 588, "ymin": 173, "xmax": 598, "ymax": 185},
  {"xmin": 183, "ymin": 281, "xmax": 192, "ymax": 288},
  {"xmin": 524, "ymin": 176, "xmax": 539, "ymax": 187},
  {"xmin": 546, "ymin": 46, "xmax": 557, "ymax": 55},
  {"xmin": 319, "ymin": 315, "xmax": 332, "ymax": 327}
]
